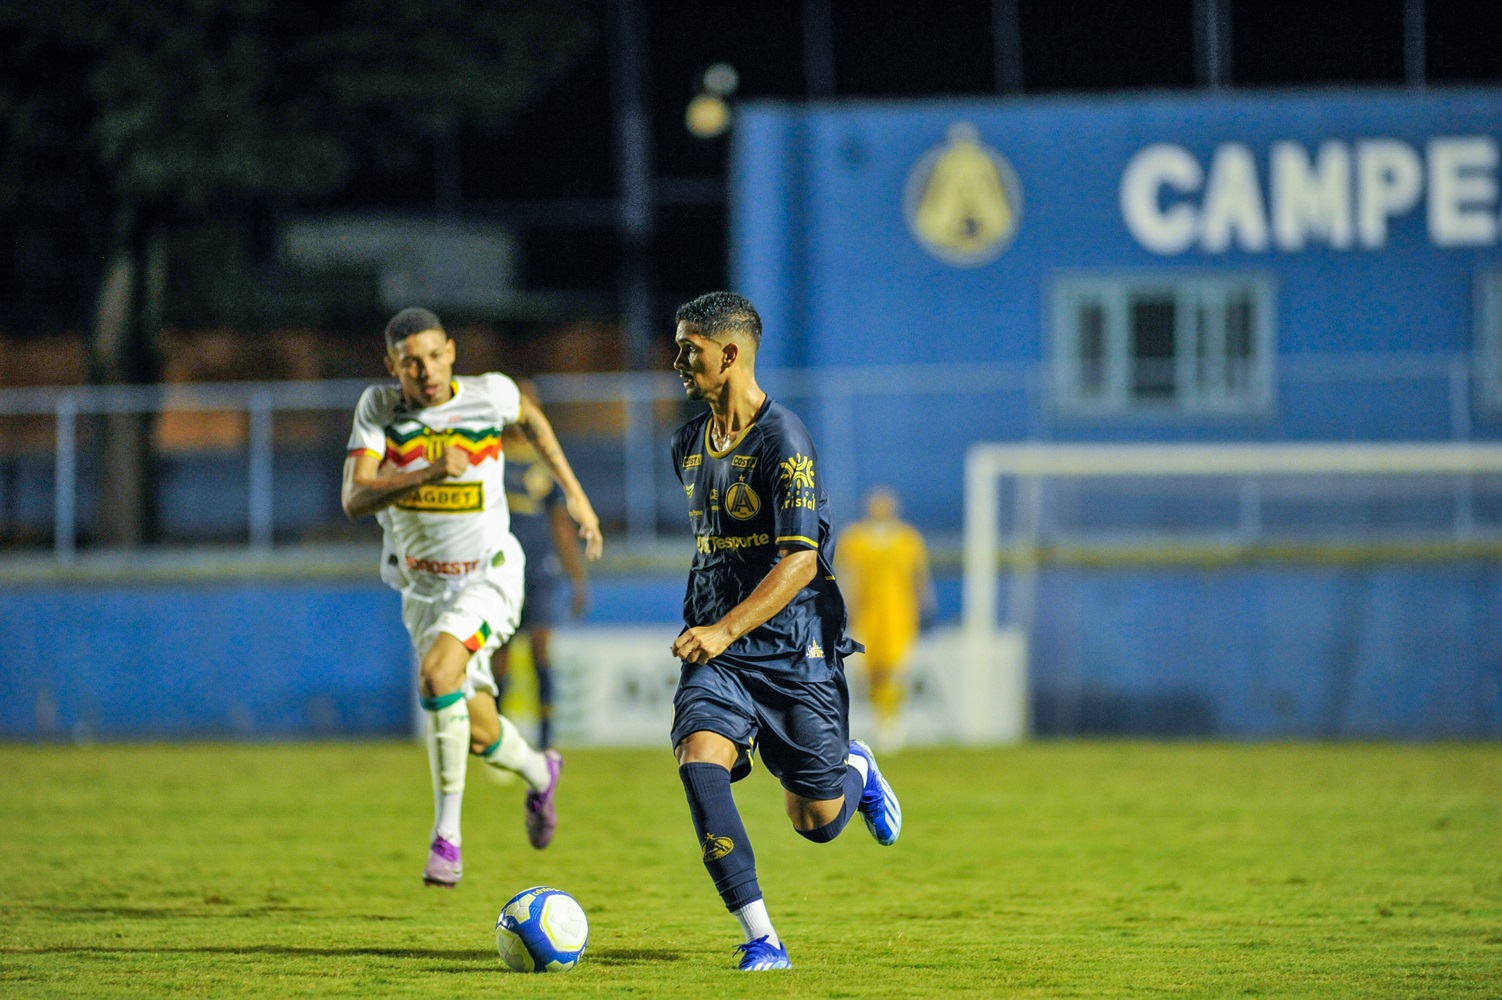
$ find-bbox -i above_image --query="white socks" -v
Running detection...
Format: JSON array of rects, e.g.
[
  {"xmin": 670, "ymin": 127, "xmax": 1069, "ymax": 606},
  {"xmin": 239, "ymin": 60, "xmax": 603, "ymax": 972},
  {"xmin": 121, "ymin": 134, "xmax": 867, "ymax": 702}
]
[
  {"xmin": 424, "ymin": 693, "xmax": 470, "ymax": 845},
  {"xmin": 479, "ymin": 715, "xmax": 552, "ymax": 792},
  {"xmin": 847, "ymin": 750, "xmax": 871, "ymax": 785},
  {"xmin": 733, "ymin": 898, "xmax": 780, "ymax": 947}
]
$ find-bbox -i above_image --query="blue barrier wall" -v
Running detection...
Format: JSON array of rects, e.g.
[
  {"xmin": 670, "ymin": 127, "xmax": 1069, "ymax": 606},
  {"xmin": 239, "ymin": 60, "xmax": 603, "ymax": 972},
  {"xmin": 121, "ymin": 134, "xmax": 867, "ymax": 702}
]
[
  {"xmin": 1029, "ymin": 561, "xmax": 1502, "ymax": 739},
  {"xmin": 733, "ymin": 89, "xmax": 1502, "ymax": 372},
  {"xmin": 3, "ymin": 565, "xmax": 1497, "ymax": 740},
  {"xmin": 731, "ymin": 89, "xmax": 1502, "ymax": 530},
  {"xmin": 0, "ymin": 582, "xmax": 411, "ymax": 740}
]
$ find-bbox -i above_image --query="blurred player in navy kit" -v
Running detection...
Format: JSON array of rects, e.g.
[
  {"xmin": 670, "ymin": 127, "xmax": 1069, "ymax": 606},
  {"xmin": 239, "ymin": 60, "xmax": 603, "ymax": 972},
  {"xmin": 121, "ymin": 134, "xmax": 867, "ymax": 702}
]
[
  {"xmin": 667, "ymin": 291, "xmax": 903, "ymax": 971},
  {"xmin": 490, "ymin": 380, "xmax": 589, "ymax": 751}
]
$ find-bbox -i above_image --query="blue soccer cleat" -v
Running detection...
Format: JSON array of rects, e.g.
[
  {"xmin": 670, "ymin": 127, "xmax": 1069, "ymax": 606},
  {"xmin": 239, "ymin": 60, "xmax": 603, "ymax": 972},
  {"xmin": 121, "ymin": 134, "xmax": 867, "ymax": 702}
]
[
  {"xmin": 734, "ymin": 935, "xmax": 792, "ymax": 971},
  {"xmin": 848, "ymin": 739, "xmax": 902, "ymax": 846}
]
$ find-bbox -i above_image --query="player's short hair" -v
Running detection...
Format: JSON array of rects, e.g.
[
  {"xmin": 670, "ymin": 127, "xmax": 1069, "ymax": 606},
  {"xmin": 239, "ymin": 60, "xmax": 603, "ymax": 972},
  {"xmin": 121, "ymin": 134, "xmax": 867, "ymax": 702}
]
[
  {"xmin": 384, "ymin": 307, "xmax": 444, "ymax": 352},
  {"xmin": 675, "ymin": 291, "xmax": 761, "ymax": 346}
]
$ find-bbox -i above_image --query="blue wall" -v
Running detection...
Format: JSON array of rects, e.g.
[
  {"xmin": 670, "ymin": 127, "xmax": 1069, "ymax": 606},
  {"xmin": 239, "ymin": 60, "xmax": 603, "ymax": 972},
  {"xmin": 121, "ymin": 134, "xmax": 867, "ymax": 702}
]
[
  {"xmin": 3, "ymin": 566, "xmax": 1498, "ymax": 741},
  {"xmin": 1029, "ymin": 561, "xmax": 1502, "ymax": 739},
  {"xmin": 0, "ymin": 582, "xmax": 412, "ymax": 740},
  {"xmin": 733, "ymin": 89, "xmax": 1502, "ymax": 371}
]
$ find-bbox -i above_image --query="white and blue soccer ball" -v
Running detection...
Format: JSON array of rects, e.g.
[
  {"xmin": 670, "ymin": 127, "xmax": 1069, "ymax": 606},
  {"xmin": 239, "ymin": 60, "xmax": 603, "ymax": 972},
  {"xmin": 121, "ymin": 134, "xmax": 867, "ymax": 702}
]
[{"xmin": 494, "ymin": 886, "xmax": 589, "ymax": 972}]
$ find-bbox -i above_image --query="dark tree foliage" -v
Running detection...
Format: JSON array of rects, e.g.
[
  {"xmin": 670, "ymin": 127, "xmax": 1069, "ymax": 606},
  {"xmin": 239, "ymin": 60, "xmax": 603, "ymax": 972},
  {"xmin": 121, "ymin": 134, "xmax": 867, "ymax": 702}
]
[
  {"xmin": 1, "ymin": 0, "xmax": 592, "ymax": 221},
  {"xmin": 0, "ymin": 0, "xmax": 593, "ymax": 545}
]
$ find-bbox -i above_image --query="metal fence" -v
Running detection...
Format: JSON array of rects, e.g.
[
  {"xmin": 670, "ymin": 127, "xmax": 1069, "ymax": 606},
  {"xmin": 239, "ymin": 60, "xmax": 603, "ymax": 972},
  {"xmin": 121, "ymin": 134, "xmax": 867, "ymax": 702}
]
[{"xmin": 0, "ymin": 353, "xmax": 1492, "ymax": 563}]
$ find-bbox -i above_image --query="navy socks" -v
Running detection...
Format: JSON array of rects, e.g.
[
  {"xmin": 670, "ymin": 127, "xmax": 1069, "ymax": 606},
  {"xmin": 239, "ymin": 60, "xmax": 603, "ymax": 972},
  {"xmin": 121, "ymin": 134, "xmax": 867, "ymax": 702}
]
[
  {"xmin": 679, "ymin": 762, "xmax": 762, "ymax": 911},
  {"xmin": 795, "ymin": 763, "xmax": 866, "ymax": 843}
]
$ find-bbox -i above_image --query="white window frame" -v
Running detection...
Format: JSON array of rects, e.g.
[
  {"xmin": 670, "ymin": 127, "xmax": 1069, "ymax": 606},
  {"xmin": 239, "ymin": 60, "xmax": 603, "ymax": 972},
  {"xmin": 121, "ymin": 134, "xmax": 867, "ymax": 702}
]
[
  {"xmin": 1051, "ymin": 273, "xmax": 1277, "ymax": 416},
  {"xmin": 1478, "ymin": 270, "xmax": 1502, "ymax": 415}
]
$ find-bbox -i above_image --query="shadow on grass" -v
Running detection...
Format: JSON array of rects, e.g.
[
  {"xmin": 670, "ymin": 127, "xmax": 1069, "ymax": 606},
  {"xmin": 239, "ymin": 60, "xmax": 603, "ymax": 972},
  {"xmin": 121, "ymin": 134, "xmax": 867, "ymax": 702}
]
[
  {"xmin": 7, "ymin": 944, "xmax": 688, "ymax": 965},
  {"xmin": 587, "ymin": 947, "xmax": 684, "ymax": 965},
  {"xmin": 4, "ymin": 945, "xmax": 488, "ymax": 960},
  {"xmin": 41, "ymin": 906, "xmax": 317, "ymax": 919}
]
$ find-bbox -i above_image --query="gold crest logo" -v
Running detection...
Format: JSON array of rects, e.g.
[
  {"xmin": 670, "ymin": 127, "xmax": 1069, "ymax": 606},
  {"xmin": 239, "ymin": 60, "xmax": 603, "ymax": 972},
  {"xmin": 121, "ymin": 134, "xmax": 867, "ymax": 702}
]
[
  {"xmin": 724, "ymin": 481, "xmax": 761, "ymax": 520},
  {"xmin": 904, "ymin": 122, "xmax": 1022, "ymax": 267},
  {"xmin": 702, "ymin": 832, "xmax": 734, "ymax": 861}
]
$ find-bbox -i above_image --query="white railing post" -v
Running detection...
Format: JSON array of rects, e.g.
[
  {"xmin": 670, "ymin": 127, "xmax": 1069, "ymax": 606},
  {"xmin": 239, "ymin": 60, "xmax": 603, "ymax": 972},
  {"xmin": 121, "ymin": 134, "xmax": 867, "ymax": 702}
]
[
  {"xmin": 54, "ymin": 393, "xmax": 77, "ymax": 564},
  {"xmin": 623, "ymin": 373, "xmax": 656, "ymax": 541},
  {"xmin": 248, "ymin": 389, "xmax": 274, "ymax": 551}
]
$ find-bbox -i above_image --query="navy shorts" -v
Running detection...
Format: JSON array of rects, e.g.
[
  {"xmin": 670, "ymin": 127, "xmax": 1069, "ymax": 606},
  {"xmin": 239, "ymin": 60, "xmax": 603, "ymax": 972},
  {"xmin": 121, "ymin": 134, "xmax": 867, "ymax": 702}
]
[
  {"xmin": 671, "ymin": 658, "xmax": 851, "ymax": 800},
  {"xmin": 518, "ymin": 572, "xmax": 564, "ymax": 630}
]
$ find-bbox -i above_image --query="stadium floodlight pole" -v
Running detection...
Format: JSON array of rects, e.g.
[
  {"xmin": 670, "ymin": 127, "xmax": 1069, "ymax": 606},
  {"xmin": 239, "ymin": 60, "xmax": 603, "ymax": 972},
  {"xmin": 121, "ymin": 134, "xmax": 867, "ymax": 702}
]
[
  {"xmin": 608, "ymin": 0, "xmax": 655, "ymax": 374},
  {"xmin": 1193, "ymin": 0, "xmax": 1231, "ymax": 89},
  {"xmin": 1404, "ymin": 0, "xmax": 1427, "ymax": 87},
  {"xmin": 990, "ymin": 0, "xmax": 1023, "ymax": 94},
  {"xmin": 802, "ymin": 0, "xmax": 835, "ymax": 99}
]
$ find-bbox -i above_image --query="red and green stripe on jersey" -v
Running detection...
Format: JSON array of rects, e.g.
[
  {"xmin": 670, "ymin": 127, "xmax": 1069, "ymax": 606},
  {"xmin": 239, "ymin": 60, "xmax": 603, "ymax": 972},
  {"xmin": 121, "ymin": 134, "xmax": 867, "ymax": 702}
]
[{"xmin": 381, "ymin": 424, "xmax": 503, "ymax": 469}]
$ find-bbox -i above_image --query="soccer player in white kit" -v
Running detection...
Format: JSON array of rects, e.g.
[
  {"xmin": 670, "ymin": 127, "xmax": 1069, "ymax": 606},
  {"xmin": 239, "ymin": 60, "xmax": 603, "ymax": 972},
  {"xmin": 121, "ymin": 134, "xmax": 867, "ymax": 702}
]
[{"xmin": 342, "ymin": 308, "xmax": 604, "ymax": 887}]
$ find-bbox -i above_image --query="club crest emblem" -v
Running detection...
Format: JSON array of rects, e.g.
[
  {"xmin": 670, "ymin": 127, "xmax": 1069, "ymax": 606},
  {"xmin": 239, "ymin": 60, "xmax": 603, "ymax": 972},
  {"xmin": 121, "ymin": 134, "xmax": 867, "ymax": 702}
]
[
  {"xmin": 904, "ymin": 122, "xmax": 1022, "ymax": 267},
  {"xmin": 724, "ymin": 481, "xmax": 761, "ymax": 520}
]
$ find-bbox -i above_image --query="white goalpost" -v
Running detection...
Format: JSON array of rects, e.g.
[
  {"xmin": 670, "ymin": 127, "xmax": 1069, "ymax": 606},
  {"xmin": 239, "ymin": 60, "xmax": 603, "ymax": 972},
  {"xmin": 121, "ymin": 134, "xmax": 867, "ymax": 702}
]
[{"xmin": 961, "ymin": 441, "xmax": 1502, "ymax": 745}]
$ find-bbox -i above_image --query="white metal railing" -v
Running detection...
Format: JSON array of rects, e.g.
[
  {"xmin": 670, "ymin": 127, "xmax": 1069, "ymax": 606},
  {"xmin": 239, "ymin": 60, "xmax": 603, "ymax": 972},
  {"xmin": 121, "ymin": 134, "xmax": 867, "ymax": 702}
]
[{"xmin": 0, "ymin": 354, "xmax": 1490, "ymax": 563}]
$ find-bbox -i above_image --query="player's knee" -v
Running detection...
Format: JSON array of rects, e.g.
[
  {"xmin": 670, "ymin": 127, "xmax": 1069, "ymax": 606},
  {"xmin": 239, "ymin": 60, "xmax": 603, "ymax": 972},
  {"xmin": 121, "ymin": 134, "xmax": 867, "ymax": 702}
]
[
  {"xmin": 418, "ymin": 654, "xmax": 463, "ymax": 696},
  {"xmin": 784, "ymin": 794, "xmax": 839, "ymax": 833}
]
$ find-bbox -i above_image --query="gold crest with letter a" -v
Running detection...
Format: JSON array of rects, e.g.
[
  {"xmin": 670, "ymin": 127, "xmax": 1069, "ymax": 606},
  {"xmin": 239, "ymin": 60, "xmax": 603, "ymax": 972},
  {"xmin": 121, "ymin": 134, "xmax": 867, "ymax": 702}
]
[{"xmin": 904, "ymin": 122, "xmax": 1022, "ymax": 267}]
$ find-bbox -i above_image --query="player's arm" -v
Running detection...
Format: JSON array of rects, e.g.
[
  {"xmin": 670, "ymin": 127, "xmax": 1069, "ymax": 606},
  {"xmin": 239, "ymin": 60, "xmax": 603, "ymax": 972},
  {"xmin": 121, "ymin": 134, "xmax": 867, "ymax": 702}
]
[
  {"xmin": 672, "ymin": 546, "xmax": 817, "ymax": 665},
  {"xmin": 341, "ymin": 446, "xmax": 466, "ymax": 521},
  {"xmin": 548, "ymin": 501, "xmax": 589, "ymax": 617},
  {"xmin": 915, "ymin": 531, "xmax": 938, "ymax": 628},
  {"xmin": 514, "ymin": 393, "xmax": 604, "ymax": 560}
]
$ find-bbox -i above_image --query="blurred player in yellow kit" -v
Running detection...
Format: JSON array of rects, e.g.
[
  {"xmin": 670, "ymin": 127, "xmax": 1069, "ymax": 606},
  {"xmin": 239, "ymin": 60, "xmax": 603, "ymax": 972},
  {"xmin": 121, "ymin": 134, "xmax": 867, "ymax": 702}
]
[{"xmin": 837, "ymin": 487, "xmax": 933, "ymax": 751}]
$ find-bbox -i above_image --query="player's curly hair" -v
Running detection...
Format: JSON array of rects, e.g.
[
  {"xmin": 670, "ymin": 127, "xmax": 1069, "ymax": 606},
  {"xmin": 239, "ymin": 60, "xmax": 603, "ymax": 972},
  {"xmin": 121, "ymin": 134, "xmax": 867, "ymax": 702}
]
[
  {"xmin": 675, "ymin": 291, "xmax": 761, "ymax": 346},
  {"xmin": 384, "ymin": 307, "xmax": 444, "ymax": 351}
]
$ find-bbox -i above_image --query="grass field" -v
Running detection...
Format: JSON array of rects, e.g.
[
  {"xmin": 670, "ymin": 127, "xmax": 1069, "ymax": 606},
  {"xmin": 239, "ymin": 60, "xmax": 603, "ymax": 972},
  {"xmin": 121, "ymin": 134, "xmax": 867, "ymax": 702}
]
[{"xmin": 2, "ymin": 741, "xmax": 1500, "ymax": 998}]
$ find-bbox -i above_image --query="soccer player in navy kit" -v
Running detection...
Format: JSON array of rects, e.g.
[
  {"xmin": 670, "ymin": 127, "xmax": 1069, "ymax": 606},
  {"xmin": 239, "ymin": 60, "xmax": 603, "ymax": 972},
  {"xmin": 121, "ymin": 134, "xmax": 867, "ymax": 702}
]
[{"xmin": 668, "ymin": 291, "xmax": 903, "ymax": 971}]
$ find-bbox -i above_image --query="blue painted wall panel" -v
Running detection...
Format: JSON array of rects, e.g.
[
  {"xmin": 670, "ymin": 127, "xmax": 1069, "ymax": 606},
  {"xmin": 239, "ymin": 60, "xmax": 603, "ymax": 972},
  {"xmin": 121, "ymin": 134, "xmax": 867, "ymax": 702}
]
[
  {"xmin": 0, "ymin": 583, "xmax": 411, "ymax": 739},
  {"xmin": 731, "ymin": 88, "xmax": 1502, "ymax": 384},
  {"xmin": 1029, "ymin": 562, "xmax": 1502, "ymax": 738},
  {"xmin": 2, "ymin": 568, "xmax": 1497, "ymax": 741}
]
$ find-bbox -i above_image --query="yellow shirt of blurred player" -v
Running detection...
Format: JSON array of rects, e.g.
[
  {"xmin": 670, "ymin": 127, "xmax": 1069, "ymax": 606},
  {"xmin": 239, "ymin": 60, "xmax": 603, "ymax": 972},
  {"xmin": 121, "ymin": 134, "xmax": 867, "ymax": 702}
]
[{"xmin": 838, "ymin": 517, "xmax": 927, "ymax": 668}]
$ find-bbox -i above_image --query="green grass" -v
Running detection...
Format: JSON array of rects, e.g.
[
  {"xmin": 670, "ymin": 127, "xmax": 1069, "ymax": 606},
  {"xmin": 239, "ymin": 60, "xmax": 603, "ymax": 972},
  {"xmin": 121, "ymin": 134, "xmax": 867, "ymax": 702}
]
[{"xmin": 2, "ymin": 742, "xmax": 1499, "ymax": 998}]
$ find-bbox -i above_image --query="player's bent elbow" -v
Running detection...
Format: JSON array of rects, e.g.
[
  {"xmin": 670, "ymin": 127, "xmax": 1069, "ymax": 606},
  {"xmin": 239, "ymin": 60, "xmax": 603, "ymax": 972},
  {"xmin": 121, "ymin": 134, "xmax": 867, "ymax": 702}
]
[{"xmin": 341, "ymin": 489, "xmax": 371, "ymax": 522}]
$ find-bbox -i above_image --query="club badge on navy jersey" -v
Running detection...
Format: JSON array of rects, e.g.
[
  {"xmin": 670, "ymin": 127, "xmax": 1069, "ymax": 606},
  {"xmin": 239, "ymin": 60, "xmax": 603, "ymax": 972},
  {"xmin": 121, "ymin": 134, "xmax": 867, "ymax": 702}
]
[{"xmin": 724, "ymin": 481, "xmax": 761, "ymax": 520}]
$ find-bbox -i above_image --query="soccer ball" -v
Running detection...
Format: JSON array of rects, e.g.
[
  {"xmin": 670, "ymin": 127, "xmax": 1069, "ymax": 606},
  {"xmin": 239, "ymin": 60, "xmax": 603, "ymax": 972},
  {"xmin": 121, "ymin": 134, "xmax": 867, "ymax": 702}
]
[{"xmin": 493, "ymin": 886, "xmax": 589, "ymax": 972}]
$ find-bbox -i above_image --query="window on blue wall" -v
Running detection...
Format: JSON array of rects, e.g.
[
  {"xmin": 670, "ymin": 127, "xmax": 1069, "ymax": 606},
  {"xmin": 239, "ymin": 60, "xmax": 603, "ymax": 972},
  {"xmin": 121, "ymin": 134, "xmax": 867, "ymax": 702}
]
[
  {"xmin": 1052, "ymin": 275, "xmax": 1275, "ymax": 415},
  {"xmin": 1479, "ymin": 271, "xmax": 1502, "ymax": 415}
]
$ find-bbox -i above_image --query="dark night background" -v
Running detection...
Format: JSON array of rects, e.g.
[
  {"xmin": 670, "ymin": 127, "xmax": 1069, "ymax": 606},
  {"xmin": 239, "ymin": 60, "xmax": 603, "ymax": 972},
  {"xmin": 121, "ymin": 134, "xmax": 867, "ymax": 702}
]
[{"xmin": 1, "ymin": 0, "xmax": 1499, "ymax": 381}]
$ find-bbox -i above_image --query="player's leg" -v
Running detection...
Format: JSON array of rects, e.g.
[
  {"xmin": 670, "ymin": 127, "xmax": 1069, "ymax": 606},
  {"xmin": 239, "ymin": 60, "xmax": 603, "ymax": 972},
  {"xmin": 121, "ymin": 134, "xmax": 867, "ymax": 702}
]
[
  {"xmin": 771, "ymin": 668, "xmax": 902, "ymax": 847},
  {"xmin": 671, "ymin": 664, "xmax": 788, "ymax": 970},
  {"xmin": 416, "ymin": 631, "xmax": 473, "ymax": 887},
  {"xmin": 489, "ymin": 641, "xmax": 512, "ymax": 709},
  {"xmin": 530, "ymin": 625, "xmax": 555, "ymax": 750},
  {"xmin": 467, "ymin": 652, "xmax": 563, "ymax": 850},
  {"xmin": 865, "ymin": 651, "xmax": 905, "ymax": 752},
  {"xmin": 676, "ymin": 730, "xmax": 788, "ymax": 971}
]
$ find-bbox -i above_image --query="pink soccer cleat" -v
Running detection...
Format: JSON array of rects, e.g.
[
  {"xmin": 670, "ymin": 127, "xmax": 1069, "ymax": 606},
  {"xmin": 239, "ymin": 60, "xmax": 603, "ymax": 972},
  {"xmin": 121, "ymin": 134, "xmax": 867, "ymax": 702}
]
[
  {"xmin": 525, "ymin": 750, "xmax": 563, "ymax": 849},
  {"xmin": 422, "ymin": 836, "xmax": 462, "ymax": 887}
]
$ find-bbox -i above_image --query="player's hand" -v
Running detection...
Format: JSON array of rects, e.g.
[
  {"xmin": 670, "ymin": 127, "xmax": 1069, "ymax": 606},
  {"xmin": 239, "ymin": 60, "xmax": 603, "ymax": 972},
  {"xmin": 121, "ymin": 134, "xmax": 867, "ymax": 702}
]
[
  {"xmin": 672, "ymin": 623, "xmax": 734, "ymax": 664},
  {"xmin": 566, "ymin": 494, "xmax": 604, "ymax": 561},
  {"xmin": 425, "ymin": 441, "xmax": 469, "ymax": 481}
]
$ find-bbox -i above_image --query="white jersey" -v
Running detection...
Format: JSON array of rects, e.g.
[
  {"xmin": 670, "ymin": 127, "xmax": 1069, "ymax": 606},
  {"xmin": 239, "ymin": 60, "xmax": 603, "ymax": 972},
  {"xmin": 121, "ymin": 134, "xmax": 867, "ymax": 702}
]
[{"xmin": 346, "ymin": 373, "xmax": 524, "ymax": 593}]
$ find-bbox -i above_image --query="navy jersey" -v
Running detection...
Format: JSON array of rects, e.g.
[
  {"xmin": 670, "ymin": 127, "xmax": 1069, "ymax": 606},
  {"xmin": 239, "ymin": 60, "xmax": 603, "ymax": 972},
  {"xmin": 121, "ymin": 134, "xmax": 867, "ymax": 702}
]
[
  {"xmin": 671, "ymin": 398, "xmax": 856, "ymax": 676},
  {"xmin": 502, "ymin": 441, "xmax": 565, "ymax": 582}
]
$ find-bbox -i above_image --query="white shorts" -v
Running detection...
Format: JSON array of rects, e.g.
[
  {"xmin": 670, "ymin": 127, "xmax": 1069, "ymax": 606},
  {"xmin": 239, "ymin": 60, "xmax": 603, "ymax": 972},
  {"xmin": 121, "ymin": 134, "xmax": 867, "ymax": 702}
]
[{"xmin": 399, "ymin": 542, "xmax": 525, "ymax": 702}]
